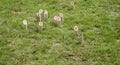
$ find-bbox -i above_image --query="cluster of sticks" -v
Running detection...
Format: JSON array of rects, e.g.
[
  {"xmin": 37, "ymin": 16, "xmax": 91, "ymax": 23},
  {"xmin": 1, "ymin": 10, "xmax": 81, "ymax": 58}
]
[
  {"xmin": 74, "ymin": 26, "xmax": 84, "ymax": 43},
  {"xmin": 54, "ymin": 13, "xmax": 64, "ymax": 26},
  {"xmin": 36, "ymin": 9, "xmax": 48, "ymax": 31},
  {"xmin": 22, "ymin": 1, "xmax": 84, "ymax": 43}
]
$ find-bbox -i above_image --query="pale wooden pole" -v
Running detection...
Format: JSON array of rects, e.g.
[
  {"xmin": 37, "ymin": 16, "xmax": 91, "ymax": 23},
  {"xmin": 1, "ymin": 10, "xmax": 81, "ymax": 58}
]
[
  {"xmin": 78, "ymin": 32, "xmax": 84, "ymax": 43},
  {"xmin": 44, "ymin": 10, "xmax": 48, "ymax": 20},
  {"xmin": 70, "ymin": 1, "xmax": 75, "ymax": 9},
  {"xmin": 23, "ymin": 20, "xmax": 27, "ymax": 30},
  {"xmin": 38, "ymin": 22, "xmax": 43, "ymax": 32},
  {"xmin": 74, "ymin": 26, "xmax": 78, "ymax": 35}
]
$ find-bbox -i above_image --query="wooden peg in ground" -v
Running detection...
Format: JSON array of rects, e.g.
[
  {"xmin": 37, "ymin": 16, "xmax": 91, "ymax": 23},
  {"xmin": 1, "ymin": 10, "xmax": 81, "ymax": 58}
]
[
  {"xmin": 36, "ymin": 12, "xmax": 41, "ymax": 22},
  {"xmin": 78, "ymin": 32, "xmax": 84, "ymax": 43},
  {"xmin": 36, "ymin": 9, "xmax": 43, "ymax": 22},
  {"xmin": 38, "ymin": 22, "xmax": 43, "ymax": 32},
  {"xmin": 54, "ymin": 16, "xmax": 61, "ymax": 26},
  {"xmin": 70, "ymin": 1, "xmax": 75, "ymax": 9},
  {"xmin": 44, "ymin": 10, "xmax": 48, "ymax": 20},
  {"xmin": 39, "ymin": 9, "xmax": 43, "ymax": 15},
  {"xmin": 59, "ymin": 13, "xmax": 64, "ymax": 22},
  {"xmin": 23, "ymin": 20, "xmax": 27, "ymax": 30},
  {"xmin": 74, "ymin": 26, "xmax": 78, "ymax": 35}
]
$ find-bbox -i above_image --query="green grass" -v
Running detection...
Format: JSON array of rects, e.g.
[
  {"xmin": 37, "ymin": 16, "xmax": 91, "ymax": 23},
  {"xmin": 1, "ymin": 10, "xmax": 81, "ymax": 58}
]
[{"xmin": 0, "ymin": 0, "xmax": 120, "ymax": 65}]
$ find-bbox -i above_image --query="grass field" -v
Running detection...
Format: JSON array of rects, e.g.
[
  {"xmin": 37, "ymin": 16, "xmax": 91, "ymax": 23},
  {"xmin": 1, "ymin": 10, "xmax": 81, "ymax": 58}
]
[{"xmin": 0, "ymin": 0, "xmax": 120, "ymax": 65}]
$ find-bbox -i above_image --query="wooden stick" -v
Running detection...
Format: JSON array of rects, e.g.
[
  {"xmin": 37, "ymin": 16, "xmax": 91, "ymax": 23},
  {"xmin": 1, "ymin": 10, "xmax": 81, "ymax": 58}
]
[
  {"xmin": 39, "ymin": 9, "xmax": 43, "ymax": 15},
  {"xmin": 36, "ymin": 9, "xmax": 43, "ymax": 22},
  {"xmin": 38, "ymin": 22, "xmax": 43, "ymax": 31},
  {"xmin": 36, "ymin": 12, "xmax": 41, "ymax": 22},
  {"xmin": 78, "ymin": 32, "xmax": 84, "ymax": 43},
  {"xmin": 54, "ymin": 16, "xmax": 61, "ymax": 26},
  {"xmin": 74, "ymin": 26, "xmax": 78, "ymax": 35},
  {"xmin": 59, "ymin": 13, "xmax": 64, "ymax": 22},
  {"xmin": 70, "ymin": 1, "xmax": 75, "ymax": 9},
  {"xmin": 44, "ymin": 10, "xmax": 48, "ymax": 20},
  {"xmin": 23, "ymin": 20, "xmax": 27, "ymax": 30}
]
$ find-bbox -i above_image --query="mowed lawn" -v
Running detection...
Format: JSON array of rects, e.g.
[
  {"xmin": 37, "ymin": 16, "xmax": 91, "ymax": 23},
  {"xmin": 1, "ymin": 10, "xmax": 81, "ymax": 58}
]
[{"xmin": 0, "ymin": 0, "xmax": 120, "ymax": 65}]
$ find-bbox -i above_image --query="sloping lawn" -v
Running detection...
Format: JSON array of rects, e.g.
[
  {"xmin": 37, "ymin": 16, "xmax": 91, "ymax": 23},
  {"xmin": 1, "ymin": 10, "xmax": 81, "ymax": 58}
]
[{"xmin": 0, "ymin": 0, "xmax": 120, "ymax": 65}]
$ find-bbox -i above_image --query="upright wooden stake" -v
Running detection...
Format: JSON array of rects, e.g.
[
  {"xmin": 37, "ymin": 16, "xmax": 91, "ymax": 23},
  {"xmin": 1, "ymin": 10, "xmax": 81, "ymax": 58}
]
[
  {"xmin": 78, "ymin": 32, "xmax": 84, "ymax": 43},
  {"xmin": 70, "ymin": 1, "xmax": 75, "ymax": 9},
  {"xmin": 38, "ymin": 22, "xmax": 43, "ymax": 32},
  {"xmin": 23, "ymin": 20, "xmax": 27, "ymax": 30},
  {"xmin": 44, "ymin": 10, "xmax": 48, "ymax": 20},
  {"xmin": 36, "ymin": 12, "xmax": 41, "ymax": 22},
  {"xmin": 54, "ymin": 16, "xmax": 61, "ymax": 26},
  {"xmin": 74, "ymin": 26, "xmax": 78, "ymax": 35},
  {"xmin": 36, "ymin": 9, "xmax": 43, "ymax": 22},
  {"xmin": 59, "ymin": 13, "xmax": 64, "ymax": 22},
  {"xmin": 39, "ymin": 9, "xmax": 43, "ymax": 15}
]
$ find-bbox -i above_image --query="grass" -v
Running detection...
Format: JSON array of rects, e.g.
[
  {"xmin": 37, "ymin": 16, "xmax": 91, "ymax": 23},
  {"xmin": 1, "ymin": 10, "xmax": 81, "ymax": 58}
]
[{"xmin": 0, "ymin": 0, "xmax": 120, "ymax": 65}]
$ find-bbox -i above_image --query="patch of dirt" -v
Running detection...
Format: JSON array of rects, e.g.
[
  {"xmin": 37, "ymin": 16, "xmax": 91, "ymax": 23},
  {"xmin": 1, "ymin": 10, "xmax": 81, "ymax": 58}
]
[
  {"xmin": 116, "ymin": 37, "xmax": 120, "ymax": 42},
  {"xmin": 11, "ymin": 10, "xmax": 23, "ymax": 14},
  {"xmin": 117, "ymin": 39, "xmax": 120, "ymax": 42},
  {"xmin": 48, "ymin": 43, "xmax": 62, "ymax": 53},
  {"xmin": 32, "ymin": 50, "xmax": 36, "ymax": 54},
  {"xmin": 65, "ymin": 54, "xmax": 82, "ymax": 61}
]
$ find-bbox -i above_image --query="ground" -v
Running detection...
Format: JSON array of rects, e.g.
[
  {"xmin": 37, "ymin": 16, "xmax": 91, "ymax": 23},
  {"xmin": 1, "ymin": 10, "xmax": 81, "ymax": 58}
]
[{"xmin": 0, "ymin": 0, "xmax": 120, "ymax": 65}]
